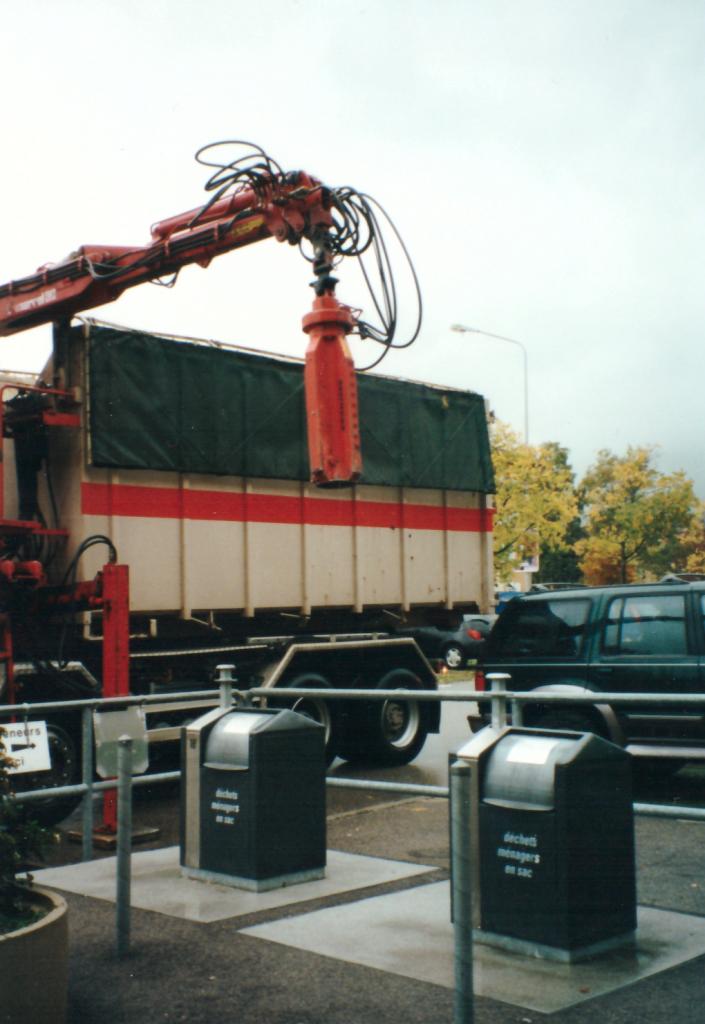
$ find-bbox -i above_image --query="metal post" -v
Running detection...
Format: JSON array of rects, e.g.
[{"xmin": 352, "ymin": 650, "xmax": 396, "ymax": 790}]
[
  {"xmin": 487, "ymin": 673, "xmax": 510, "ymax": 730},
  {"xmin": 511, "ymin": 698, "xmax": 524, "ymax": 727},
  {"xmin": 81, "ymin": 707, "xmax": 94, "ymax": 861},
  {"xmin": 215, "ymin": 664, "xmax": 236, "ymax": 709},
  {"xmin": 102, "ymin": 563, "xmax": 130, "ymax": 832},
  {"xmin": 116, "ymin": 736, "xmax": 133, "ymax": 958},
  {"xmin": 450, "ymin": 759, "xmax": 474, "ymax": 1024}
]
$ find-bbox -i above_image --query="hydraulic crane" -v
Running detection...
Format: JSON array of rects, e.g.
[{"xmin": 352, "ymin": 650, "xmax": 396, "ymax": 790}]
[
  {"xmin": 0, "ymin": 141, "xmax": 421, "ymax": 487},
  {"xmin": 0, "ymin": 143, "xmax": 422, "ymax": 828}
]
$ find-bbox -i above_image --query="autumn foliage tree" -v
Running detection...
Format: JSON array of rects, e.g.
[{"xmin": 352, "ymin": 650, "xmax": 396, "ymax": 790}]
[
  {"xmin": 679, "ymin": 504, "xmax": 705, "ymax": 573},
  {"xmin": 576, "ymin": 447, "xmax": 699, "ymax": 584},
  {"xmin": 491, "ymin": 421, "xmax": 579, "ymax": 583}
]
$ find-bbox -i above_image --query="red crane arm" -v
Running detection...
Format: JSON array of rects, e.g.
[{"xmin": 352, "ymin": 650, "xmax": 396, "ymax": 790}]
[
  {"xmin": 0, "ymin": 165, "xmax": 362, "ymax": 486},
  {"xmin": 0, "ymin": 172, "xmax": 333, "ymax": 337}
]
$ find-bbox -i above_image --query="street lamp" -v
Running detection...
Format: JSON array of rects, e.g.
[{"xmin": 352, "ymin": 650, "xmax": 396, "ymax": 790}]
[{"xmin": 451, "ymin": 323, "xmax": 529, "ymax": 444}]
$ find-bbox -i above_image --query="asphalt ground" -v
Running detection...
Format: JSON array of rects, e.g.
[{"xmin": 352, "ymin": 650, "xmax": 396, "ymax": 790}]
[{"xmin": 37, "ymin": 767, "xmax": 705, "ymax": 1024}]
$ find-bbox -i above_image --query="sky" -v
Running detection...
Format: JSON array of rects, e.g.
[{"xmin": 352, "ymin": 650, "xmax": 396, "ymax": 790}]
[{"xmin": 2, "ymin": 1, "xmax": 704, "ymax": 494}]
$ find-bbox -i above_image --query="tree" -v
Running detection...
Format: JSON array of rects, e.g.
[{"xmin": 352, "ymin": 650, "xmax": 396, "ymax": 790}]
[
  {"xmin": 677, "ymin": 502, "xmax": 705, "ymax": 574},
  {"xmin": 490, "ymin": 421, "xmax": 579, "ymax": 584},
  {"xmin": 576, "ymin": 447, "xmax": 698, "ymax": 584}
]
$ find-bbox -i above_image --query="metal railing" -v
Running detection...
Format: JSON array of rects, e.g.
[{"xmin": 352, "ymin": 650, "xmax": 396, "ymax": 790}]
[
  {"xmin": 5, "ymin": 675, "xmax": 705, "ymax": 820},
  {"xmin": 4, "ymin": 676, "xmax": 705, "ymax": 1024}
]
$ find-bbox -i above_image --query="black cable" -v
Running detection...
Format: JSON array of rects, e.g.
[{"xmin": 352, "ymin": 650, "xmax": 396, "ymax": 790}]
[
  {"xmin": 60, "ymin": 535, "xmax": 117, "ymax": 587},
  {"xmin": 71, "ymin": 140, "xmax": 423, "ymax": 373},
  {"xmin": 55, "ymin": 535, "xmax": 117, "ymax": 667}
]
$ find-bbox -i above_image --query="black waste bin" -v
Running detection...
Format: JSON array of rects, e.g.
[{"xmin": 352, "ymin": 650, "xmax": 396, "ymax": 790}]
[
  {"xmin": 180, "ymin": 706, "xmax": 326, "ymax": 891},
  {"xmin": 454, "ymin": 726, "xmax": 636, "ymax": 961}
]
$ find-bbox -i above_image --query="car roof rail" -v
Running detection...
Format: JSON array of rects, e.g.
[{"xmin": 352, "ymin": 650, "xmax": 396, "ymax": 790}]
[{"xmin": 659, "ymin": 572, "xmax": 705, "ymax": 584}]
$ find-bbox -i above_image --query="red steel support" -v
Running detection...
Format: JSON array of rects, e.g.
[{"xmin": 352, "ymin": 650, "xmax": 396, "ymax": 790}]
[
  {"xmin": 0, "ymin": 615, "xmax": 14, "ymax": 704},
  {"xmin": 303, "ymin": 294, "xmax": 362, "ymax": 487},
  {"xmin": 100, "ymin": 562, "xmax": 130, "ymax": 831}
]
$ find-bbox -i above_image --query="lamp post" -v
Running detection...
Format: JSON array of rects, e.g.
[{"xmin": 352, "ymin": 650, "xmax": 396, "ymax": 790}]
[{"xmin": 451, "ymin": 324, "xmax": 529, "ymax": 444}]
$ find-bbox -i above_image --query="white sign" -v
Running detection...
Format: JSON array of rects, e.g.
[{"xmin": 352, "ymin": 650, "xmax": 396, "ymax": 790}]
[
  {"xmin": 93, "ymin": 708, "xmax": 149, "ymax": 778},
  {"xmin": 2, "ymin": 721, "xmax": 51, "ymax": 774}
]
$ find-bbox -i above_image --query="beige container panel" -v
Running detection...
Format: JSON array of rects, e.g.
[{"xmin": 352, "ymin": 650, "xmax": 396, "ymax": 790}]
[
  {"xmin": 246, "ymin": 521, "xmax": 305, "ymax": 612},
  {"xmin": 446, "ymin": 491, "xmax": 491, "ymax": 608},
  {"xmin": 355, "ymin": 524, "xmax": 403, "ymax": 606},
  {"xmin": 78, "ymin": 469, "xmax": 182, "ymax": 613},
  {"xmin": 447, "ymin": 529, "xmax": 483, "ymax": 601},
  {"xmin": 177, "ymin": 474, "xmax": 246, "ymax": 613},
  {"xmin": 400, "ymin": 488, "xmax": 445, "ymax": 607},
  {"xmin": 404, "ymin": 527, "xmax": 447, "ymax": 604},
  {"xmin": 349, "ymin": 484, "xmax": 400, "ymax": 606},
  {"xmin": 304, "ymin": 522, "xmax": 355, "ymax": 607},
  {"xmin": 82, "ymin": 512, "xmax": 183, "ymax": 612},
  {"xmin": 182, "ymin": 519, "xmax": 246, "ymax": 612}
]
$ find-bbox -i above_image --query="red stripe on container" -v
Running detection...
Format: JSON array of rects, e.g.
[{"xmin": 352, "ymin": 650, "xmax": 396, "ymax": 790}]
[{"xmin": 81, "ymin": 482, "xmax": 494, "ymax": 532}]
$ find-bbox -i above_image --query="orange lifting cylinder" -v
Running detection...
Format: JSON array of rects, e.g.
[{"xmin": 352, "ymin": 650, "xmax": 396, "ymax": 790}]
[{"xmin": 302, "ymin": 293, "xmax": 362, "ymax": 487}]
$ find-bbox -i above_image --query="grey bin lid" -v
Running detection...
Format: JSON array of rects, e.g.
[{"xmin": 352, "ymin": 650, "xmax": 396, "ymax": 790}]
[
  {"xmin": 483, "ymin": 733, "xmax": 580, "ymax": 811},
  {"xmin": 204, "ymin": 708, "xmax": 322, "ymax": 770}
]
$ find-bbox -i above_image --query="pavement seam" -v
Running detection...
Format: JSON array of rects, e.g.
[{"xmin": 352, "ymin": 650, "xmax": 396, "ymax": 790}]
[{"xmin": 326, "ymin": 795, "xmax": 431, "ymax": 821}]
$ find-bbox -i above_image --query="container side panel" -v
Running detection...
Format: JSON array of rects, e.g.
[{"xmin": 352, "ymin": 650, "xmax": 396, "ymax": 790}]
[
  {"xmin": 354, "ymin": 485, "xmax": 403, "ymax": 605},
  {"xmin": 247, "ymin": 522, "xmax": 304, "ymax": 611},
  {"xmin": 304, "ymin": 523, "xmax": 355, "ymax": 607},
  {"xmin": 183, "ymin": 520, "xmax": 246, "ymax": 612}
]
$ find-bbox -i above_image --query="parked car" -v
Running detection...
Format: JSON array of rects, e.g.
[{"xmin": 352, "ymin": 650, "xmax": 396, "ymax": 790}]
[
  {"xmin": 441, "ymin": 615, "xmax": 497, "ymax": 669},
  {"xmin": 478, "ymin": 579, "xmax": 705, "ymax": 765},
  {"xmin": 396, "ymin": 614, "xmax": 496, "ymax": 669}
]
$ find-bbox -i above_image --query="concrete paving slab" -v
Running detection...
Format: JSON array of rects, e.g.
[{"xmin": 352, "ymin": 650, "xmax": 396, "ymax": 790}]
[
  {"xmin": 34, "ymin": 846, "xmax": 435, "ymax": 923},
  {"xmin": 242, "ymin": 881, "xmax": 705, "ymax": 1014}
]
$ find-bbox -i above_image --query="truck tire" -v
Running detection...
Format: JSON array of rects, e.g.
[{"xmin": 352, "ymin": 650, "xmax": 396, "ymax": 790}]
[
  {"xmin": 271, "ymin": 673, "xmax": 338, "ymax": 766},
  {"xmin": 10, "ymin": 719, "xmax": 82, "ymax": 826},
  {"xmin": 341, "ymin": 668, "xmax": 429, "ymax": 767}
]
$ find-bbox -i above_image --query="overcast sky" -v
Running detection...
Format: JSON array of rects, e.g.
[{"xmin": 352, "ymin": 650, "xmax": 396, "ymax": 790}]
[{"xmin": 3, "ymin": 1, "xmax": 704, "ymax": 494}]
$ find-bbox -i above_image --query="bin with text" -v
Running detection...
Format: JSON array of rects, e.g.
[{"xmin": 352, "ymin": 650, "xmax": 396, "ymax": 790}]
[
  {"xmin": 454, "ymin": 726, "xmax": 636, "ymax": 962},
  {"xmin": 180, "ymin": 707, "xmax": 326, "ymax": 891}
]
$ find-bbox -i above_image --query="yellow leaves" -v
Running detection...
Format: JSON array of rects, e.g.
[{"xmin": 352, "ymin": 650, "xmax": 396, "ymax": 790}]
[
  {"xmin": 578, "ymin": 448, "xmax": 699, "ymax": 583},
  {"xmin": 491, "ymin": 421, "xmax": 578, "ymax": 583},
  {"xmin": 491, "ymin": 429, "xmax": 703, "ymax": 586}
]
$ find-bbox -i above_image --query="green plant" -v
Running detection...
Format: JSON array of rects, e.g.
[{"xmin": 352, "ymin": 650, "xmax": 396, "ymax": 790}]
[{"xmin": 0, "ymin": 725, "xmax": 56, "ymax": 933}]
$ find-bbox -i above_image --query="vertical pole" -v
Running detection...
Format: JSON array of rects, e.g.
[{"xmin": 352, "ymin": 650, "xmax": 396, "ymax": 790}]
[
  {"xmin": 102, "ymin": 563, "xmax": 130, "ymax": 831},
  {"xmin": 116, "ymin": 736, "xmax": 133, "ymax": 958},
  {"xmin": 450, "ymin": 759, "xmax": 474, "ymax": 1024},
  {"xmin": 81, "ymin": 707, "xmax": 94, "ymax": 861},
  {"xmin": 215, "ymin": 664, "xmax": 235, "ymax": 709},
  {"xmin": 487, "ymin": 673, "xmax": 510, "ymax": 731}
]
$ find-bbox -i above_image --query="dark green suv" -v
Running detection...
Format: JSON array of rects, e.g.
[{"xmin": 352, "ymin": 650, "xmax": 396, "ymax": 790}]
[{"xmin": 479, "ymin": 580, "xmax": 705, "ymax": 763}]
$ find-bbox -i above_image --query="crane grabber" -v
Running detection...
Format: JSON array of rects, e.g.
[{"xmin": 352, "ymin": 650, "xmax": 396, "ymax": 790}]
[{"xmin": 0, "ymin": 141, "xmax": 422, "ymax": 486}]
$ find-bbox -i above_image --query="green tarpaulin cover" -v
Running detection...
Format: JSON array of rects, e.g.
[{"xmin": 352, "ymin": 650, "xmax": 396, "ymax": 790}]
[{"xmin": 85, "ymin": 325, "xmax": 494, "ymax": 493}]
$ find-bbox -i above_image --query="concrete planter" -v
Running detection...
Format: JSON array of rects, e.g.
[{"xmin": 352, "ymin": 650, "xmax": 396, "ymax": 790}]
[{"xmin": 0, "ymin": 886, "xmax": 68, "ymax": 1024}]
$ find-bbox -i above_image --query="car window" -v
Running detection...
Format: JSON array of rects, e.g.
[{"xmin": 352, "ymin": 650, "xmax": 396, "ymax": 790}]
[
  {"xmin": 489, "ymin": 598, "xmax": 591, "ymax": 658},
  {"xmin": 602, "ymin": 594, "xmax": 687, "ymax": 656}
]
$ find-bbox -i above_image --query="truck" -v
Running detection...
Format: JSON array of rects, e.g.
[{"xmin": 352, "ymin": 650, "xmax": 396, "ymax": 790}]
[{"xmin": 0, "ymin": 143, "xmax": 495, "ymax": 821}]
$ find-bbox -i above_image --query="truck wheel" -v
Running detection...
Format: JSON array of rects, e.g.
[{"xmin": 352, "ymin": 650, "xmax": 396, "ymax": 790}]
[
  {"xmin": 10, "ymin": 719, "xmax": 82, "ymax": 826},
  {"xmin": 354, "ymin": 668, "xmax": 429, "ymax": 767},
  {"xmin": 272, "ymin": 673, "xmax": 338, "ymax": 766}
]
